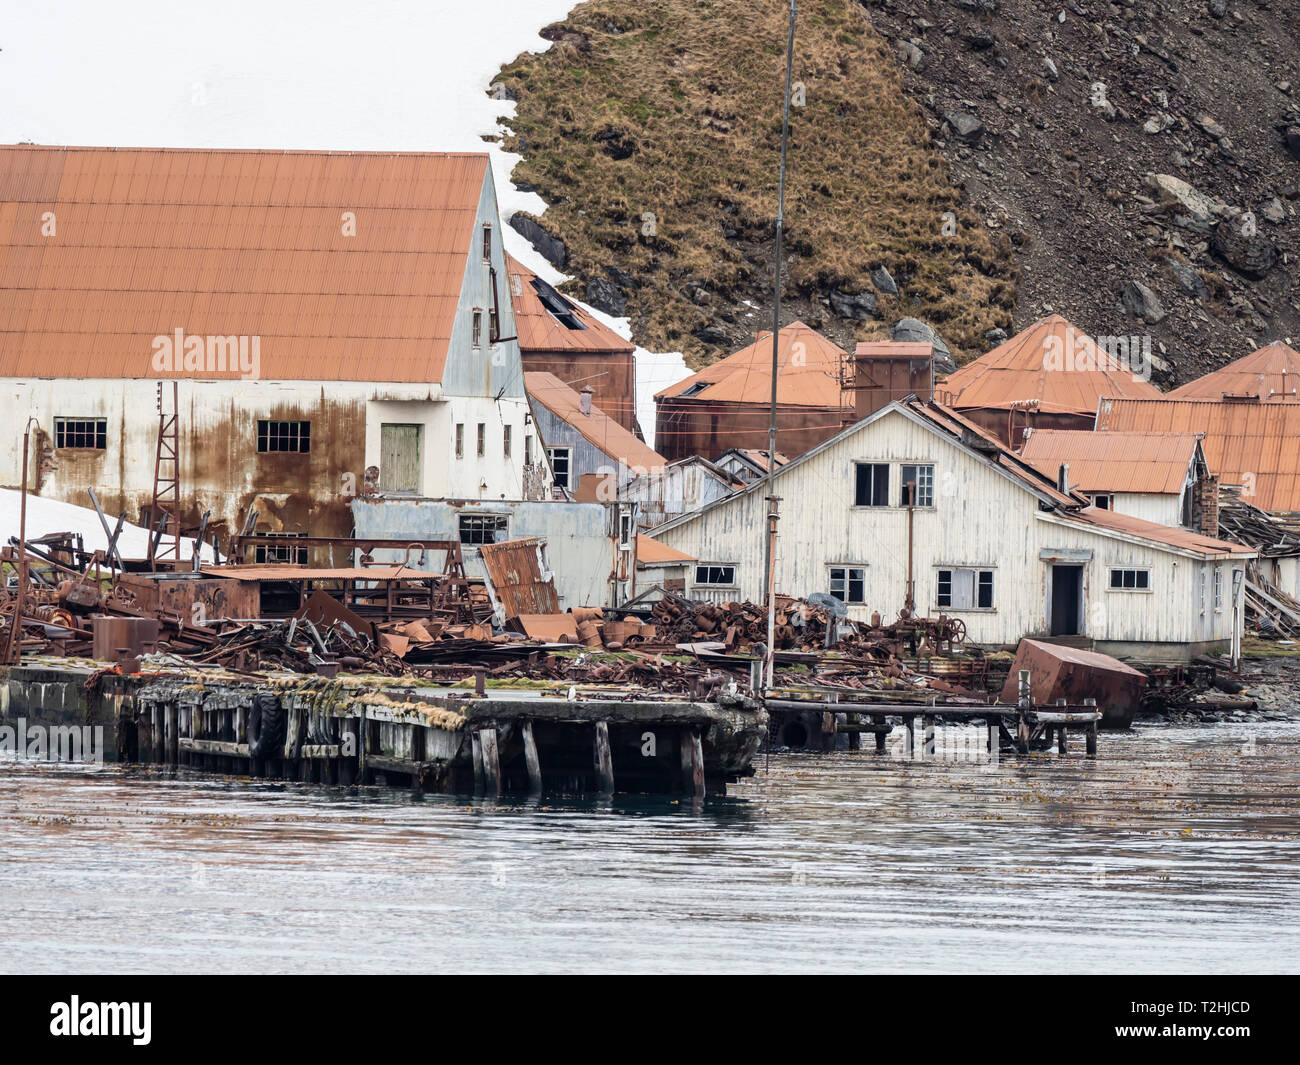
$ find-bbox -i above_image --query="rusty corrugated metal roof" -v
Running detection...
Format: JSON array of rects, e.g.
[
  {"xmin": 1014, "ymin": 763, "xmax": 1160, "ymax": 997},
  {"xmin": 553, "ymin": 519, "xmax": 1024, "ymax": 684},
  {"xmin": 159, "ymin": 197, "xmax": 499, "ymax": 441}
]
[
  {"xmin": 0, "ymin": 145, "xmax": 488, "ymax": 381},
  {"xmin": 940, "ymin": 315, "xmax": 1164, "ymax": 414},
  {"xmin": 1067, "ymin": 505, "xmax": 1254, "ymax": 555},
  {"xmin": 1020, "ymin": 429, "xmax": 1201, "ymax": 495},
  {"xmin": 506, "ymin": 253, "xmax": 633, "ymax": 357},
  {"xmin": 636, "ymin": 533, "xmax": 695, "ymax": 565},
  {"xmin": 1096, "ymin": 397, "xmax": 1300, "ymax": 515},
  {"xmin": 1167, "ymin": 341, "xmax": 1300, "ymax": 401},
  {"xmin": 526, "ymin": 371, "xmax": 665, "ymax": 470},
  {"xmin": 655, "ymin": 321, "xmax": 848, "ymax": 406}
]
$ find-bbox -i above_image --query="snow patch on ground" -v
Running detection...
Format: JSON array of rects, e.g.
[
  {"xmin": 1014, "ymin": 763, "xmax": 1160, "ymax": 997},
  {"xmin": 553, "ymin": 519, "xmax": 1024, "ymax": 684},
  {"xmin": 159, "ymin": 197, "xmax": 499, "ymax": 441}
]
[{"xmin": 0, "ymin": 489, "xmax": 212, "ymax": 563}]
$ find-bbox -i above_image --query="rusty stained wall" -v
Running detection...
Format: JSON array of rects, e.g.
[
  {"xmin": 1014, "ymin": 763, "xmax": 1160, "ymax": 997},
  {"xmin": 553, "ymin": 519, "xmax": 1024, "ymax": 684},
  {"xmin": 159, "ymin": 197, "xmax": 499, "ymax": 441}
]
[
  {"xmin": 521, "ymin": 351, "xmax": 638, "ymax": 434},
  {"xmin": 3, "ymin": 377, "xmax": 391, "ymax": 549},
  {"xmin": 654, "ymin": 397, "xmax": 849, "ymax": 464}
]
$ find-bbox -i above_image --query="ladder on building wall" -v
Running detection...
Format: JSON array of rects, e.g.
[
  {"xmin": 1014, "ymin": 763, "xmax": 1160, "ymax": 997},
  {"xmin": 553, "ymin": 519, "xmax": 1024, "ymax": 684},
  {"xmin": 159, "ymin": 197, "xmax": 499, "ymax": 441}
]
[{"xmin": 147, "ymin": 381, "xmax": 182, "ymax": 571}]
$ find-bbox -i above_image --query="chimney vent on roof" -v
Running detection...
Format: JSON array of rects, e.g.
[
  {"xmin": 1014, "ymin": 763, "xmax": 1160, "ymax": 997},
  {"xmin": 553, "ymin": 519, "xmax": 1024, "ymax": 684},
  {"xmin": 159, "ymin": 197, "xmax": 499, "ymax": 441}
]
[
  {"xmin": 580, "ymin": 386, "xmax": 593, "ymax": 416},
  {"xmin": 851, "ymin": 341, "xmax": 934, "ymax": 422},
  {"xmin": 1057, "ymin": 463, "xmax": 1069, "ymax": 494}
]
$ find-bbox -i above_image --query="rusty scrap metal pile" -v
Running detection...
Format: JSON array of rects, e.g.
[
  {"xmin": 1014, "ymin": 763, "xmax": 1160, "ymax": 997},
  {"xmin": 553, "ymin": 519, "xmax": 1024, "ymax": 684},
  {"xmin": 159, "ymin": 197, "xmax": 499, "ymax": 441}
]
[{"xmin": 2, "ymin": 532, "xmax": 990, "ymax": 700}]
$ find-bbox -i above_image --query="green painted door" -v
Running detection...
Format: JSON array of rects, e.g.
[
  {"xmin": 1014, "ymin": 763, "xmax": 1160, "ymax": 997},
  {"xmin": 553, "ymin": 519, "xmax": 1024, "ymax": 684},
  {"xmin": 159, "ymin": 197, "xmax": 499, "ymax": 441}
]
[{"xmin": 380, "ymin": 423, "xmax": 422, "ymax": 494}]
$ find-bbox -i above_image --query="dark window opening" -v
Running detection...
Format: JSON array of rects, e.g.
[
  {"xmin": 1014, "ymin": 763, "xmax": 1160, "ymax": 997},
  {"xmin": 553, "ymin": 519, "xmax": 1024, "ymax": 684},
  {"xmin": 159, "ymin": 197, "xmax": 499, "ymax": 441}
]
[
  {"xmin": 257, "ymin": 420, "xmax": 310, "ymax": 453},
  {"xmin": 695, "ymin": 564, "xmax": 737, "ymax": 587},
  {"xmin": 55, "ymin": 418, "xmax": 107, "ymax": 450},
  {"xmin": 829, "ymin": 566, "xmax": 866, "ymax": 604},
  {"xmin": 459, "ymin": 515, "xmax": 508, "ymax": 545},
  {"xmin": 254, "ymin": 533, "xmax": 308, "ymax": 565},
  {"xmin": 1109, "ymin": 568, "xmax": 1150, "ymax": 590},
  {"xmin": 854, "ymin": 463, "xmax": 890, "ymax": 507}
]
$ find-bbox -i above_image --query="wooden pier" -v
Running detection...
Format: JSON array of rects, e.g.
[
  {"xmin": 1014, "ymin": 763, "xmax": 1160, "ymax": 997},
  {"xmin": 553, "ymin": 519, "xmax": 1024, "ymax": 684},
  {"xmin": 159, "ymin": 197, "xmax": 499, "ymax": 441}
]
[
  {"xmin": 764, "ymin": 670, "xmax": 1102, "ymax": 757},
  {"xmin": 91, "ymin": 666, "xmax": 765, "ymax": 797}
]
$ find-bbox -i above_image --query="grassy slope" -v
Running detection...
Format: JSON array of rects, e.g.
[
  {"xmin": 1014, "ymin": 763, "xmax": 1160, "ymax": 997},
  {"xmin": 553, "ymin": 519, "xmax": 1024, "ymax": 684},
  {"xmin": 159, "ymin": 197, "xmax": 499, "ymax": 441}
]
[{"xmin": 497, "ymin": 0, "xmax": 1016, "ymax": 366}]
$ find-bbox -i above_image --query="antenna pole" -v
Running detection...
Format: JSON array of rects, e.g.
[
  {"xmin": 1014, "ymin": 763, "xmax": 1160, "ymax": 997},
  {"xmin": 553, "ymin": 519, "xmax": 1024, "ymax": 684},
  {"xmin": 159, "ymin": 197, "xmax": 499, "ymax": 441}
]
[{"xmin": 762, "ymin": 0, "xmax": 797, "ymax": 689}]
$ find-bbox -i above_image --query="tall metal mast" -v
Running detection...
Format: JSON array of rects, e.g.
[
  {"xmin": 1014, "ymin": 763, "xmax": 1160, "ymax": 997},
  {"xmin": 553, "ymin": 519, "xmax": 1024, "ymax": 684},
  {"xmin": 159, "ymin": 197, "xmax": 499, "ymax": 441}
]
[{"xmin": 761, "ymin": 0, "xmax": 798, "ymax": 688}]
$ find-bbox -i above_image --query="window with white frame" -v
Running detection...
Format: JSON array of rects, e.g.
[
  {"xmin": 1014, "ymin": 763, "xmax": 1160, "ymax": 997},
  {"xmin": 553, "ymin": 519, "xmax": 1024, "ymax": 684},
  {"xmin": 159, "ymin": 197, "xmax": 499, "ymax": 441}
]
[
  {"xmin": 459, "ymin": 515, "xmax": 508, "ymax": 546},
  {"xmin": 1213, "ymin": 566, "xmax": 1223, "ymax": 610},
  {"xmin": 900, "ymin": 464, "xmax": 934, "ymax": 507},
  {"xmin": 254, "ymin": 532, "xmax": 308, "ymax": 565},
  {"xmin": 55, "ymin": 417, "xmax": 107, "ymax": 450},
  {"xmin": 547, "ymin": 446, "xmax": 572, "ymax": 490},
  {"xmin": 937, "ymin": 567, "xmax": 995, "ymax": 610},
  {"xmin": 694, "ymin": 564, "xmax": 737, "ymax": 587},
  {"xmin": 472, "ymin": 309, "xmax": 483, "ymax": 347},
  {"xmin": 829, "ymin": 566, "xmax": 866, "ymax": 604},
  {"xmin": 1109, "ymin": 568, "xmax": 1150, "ymax": 591},
  {"xmin": 455, "ymin": 423, "xmax": 464, "ymax": 459},
  {"xmin": 854, "ymin": 462, "xmax": 890, "ymax": 507}
]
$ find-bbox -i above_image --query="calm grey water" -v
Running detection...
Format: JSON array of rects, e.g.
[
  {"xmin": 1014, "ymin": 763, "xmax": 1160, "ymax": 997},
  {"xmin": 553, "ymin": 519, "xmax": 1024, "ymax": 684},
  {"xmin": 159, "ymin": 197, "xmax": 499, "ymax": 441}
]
[{"xmin": 2, "ymin": 720, "xmax": 1298, "ymax": 974}]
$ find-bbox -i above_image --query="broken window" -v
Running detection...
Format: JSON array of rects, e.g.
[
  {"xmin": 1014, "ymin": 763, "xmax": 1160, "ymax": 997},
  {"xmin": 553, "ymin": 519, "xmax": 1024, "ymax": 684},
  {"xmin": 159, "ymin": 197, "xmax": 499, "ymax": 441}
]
[
  {"xmin": 937, "ymin": 567, "xmax": 994, "ymax": 609},
  {"xmin": 54, "ymin": 418, "xmax": 107, "ymax": 449},
  {"xmin": 524, "ymin": 434, "xmax": 533, "ymax": 465},
  {"xmin": 694, "ymin": 564, "xmax": 737, "ymax": 587},
  {"xmin": 680, "ymin": 382, "xmax": 710, "ymax": 398},
  {"xmin": 477, "ymin": 423, "xmax": 486, "ymax": 458},
  {"xmin": 548, "ymin": 446, "xmax": 572, "ymax": 490},
  {"xmin": 829, "ymin": 566, "xmax": 866, "ymax": 604},
  {"xmin": 459, "ymin": 515, "xmax": 508, "ymax": 545},
  {"xmin": 455, "ymin": 423, "xmax": 464, "ymax": 459},
  {"xmin": 1091, "ymin": 494, "xmax": 1114, "ymax": 510},
  {"xmin": 472, "ymin": 309, "xmax": 483, "ymax": 347},
  {"xmin": 1109, "ymin": 568, "xmax": 1150, "ymax": 590},
  {"xmin": 254, "ymin": 532, "xmax": 308, "ymax": 565},
  {"xmin": 530, "ymin": 277, "xmax": 586, "ymax": 331},
  {"xmin": 1213, "ymin": 566, "xmax": 1223, "ymax": 610},
  {"xmin": 482, "ymin": 223, "xmax": 492, "ymax": 263},
  {"xmin": 503, "ymin": 425, "xmax": 512, "ymax": 458},
  {"xmin": 854, "ymin": 463, "xmax": 889, "ymax": 507},
  {"xmin": 257, "ymin": 420, "xmax": 310, "ymax": 453},
  {"xmin": 900, "ymin": 464, "xmax": 934, "ymax": 507}
]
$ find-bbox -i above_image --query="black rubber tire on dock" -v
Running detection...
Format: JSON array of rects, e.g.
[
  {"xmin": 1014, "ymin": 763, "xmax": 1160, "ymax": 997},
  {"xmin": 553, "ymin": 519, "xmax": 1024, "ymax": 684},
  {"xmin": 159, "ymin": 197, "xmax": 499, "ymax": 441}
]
[{"xmin": 247, "ymin": 694, "xmax": 286, "ymax": 760}]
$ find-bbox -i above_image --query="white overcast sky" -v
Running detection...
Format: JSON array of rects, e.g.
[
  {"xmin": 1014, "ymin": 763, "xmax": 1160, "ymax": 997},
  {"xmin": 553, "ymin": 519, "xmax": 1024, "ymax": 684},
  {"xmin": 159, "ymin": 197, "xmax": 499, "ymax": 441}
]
[{"xmin": 0, "ymin": 0, "xmax": 690, "ymax": 437}]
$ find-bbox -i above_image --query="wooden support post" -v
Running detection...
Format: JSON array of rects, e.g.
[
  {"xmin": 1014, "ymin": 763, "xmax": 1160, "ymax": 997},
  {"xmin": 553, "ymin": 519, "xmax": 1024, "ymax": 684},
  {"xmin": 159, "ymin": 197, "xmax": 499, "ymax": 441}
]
[
  {"xmin": 847, "ymin": 712, "xmax": 861, "ymax": 750},
  {"xmin": 165, "ymin": 705, "xmax": 178, "ymax": 765},
  {"xmin": 471, "ymin": 731, "xmax": 484, "ymax": 793},
  {"xmin": 921, "ymin": 714, "xmax": 934, "ymax": 760},
  {"xmin": 521, "ymin": 718, "xmax": 542, "ymax": 794},
  {"xmin": 905, "ymin": 715, "xmax": 916, "ymax": 758},
  {"xmin": 479, "ymin": 727, "xmax": 501, "ymax": 797},
  {"xmin": 1058, "ymin": 726, "xmax": 1067, "ymax": 755},
  {"xmin": 1016, "ymin": 712, "xmax": 1031, "ymax": 754},
  {"xmin": 874, "ymin": 715, "xmax": 888, "ymax": 753},
  {"xmin": 356, "ymin": 707, "xmax": 369, "ymax": 786},
  {"xmin": 339, "ymin": 718, "xmax": 358, "ymax": 786},
  {"xmin": 680, "ymin": 727, "xmax": 705, "ymax": 798},
  {"xmin": 1084, "ymin": 698, "xmax": 1098, "ymax": 758},
  {"xmin": 593, "ymin": 720, "xmax": 615, "ymax": 794}
]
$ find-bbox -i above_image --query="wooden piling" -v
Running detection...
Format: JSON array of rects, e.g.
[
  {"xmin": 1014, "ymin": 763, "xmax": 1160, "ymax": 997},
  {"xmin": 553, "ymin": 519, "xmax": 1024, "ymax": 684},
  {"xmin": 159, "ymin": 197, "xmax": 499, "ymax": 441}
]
[
  {"xmin": 479, "ymin": 728, "xmax": 501, "ymax": 796},
  {"xmin": 471, "ymin": 731, "xmax": 484, "ymax": 793},
  {"xmin": 593, "ymin": 720, "xmax": 615, "ymax": 794},
  {"xmin": 680, "ymin": 727, "xmax": 705, "ymax": 798},
  {"xmin": 521, "ymin": 718, "xmax": 542, "ymax": 793}
]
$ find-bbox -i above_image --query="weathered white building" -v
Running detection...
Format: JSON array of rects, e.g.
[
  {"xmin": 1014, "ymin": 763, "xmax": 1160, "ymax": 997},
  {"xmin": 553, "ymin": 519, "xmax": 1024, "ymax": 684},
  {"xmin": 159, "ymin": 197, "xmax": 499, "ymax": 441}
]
[
  {"xmin": 1019, "ymin": 429, "xmax": 1210, "ymax": 528},
  {"xmin": 0, "ymin": 146, "xmax": 549, "ymax": 549},
  {"xmin": 620, "ymin": 456, "xmax": 739, "ymax": 530},
  {"xmin": 650, "ymin": 399, "xmax": 1254, "ymax": 662}
]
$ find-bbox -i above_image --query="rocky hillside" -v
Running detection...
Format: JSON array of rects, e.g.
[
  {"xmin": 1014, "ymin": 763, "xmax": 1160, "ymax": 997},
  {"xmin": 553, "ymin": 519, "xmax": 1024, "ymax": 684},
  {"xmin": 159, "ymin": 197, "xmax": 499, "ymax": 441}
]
[{"xmin": 496, "ymin": 0, "xmax": 1299, "ymax": 381}]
